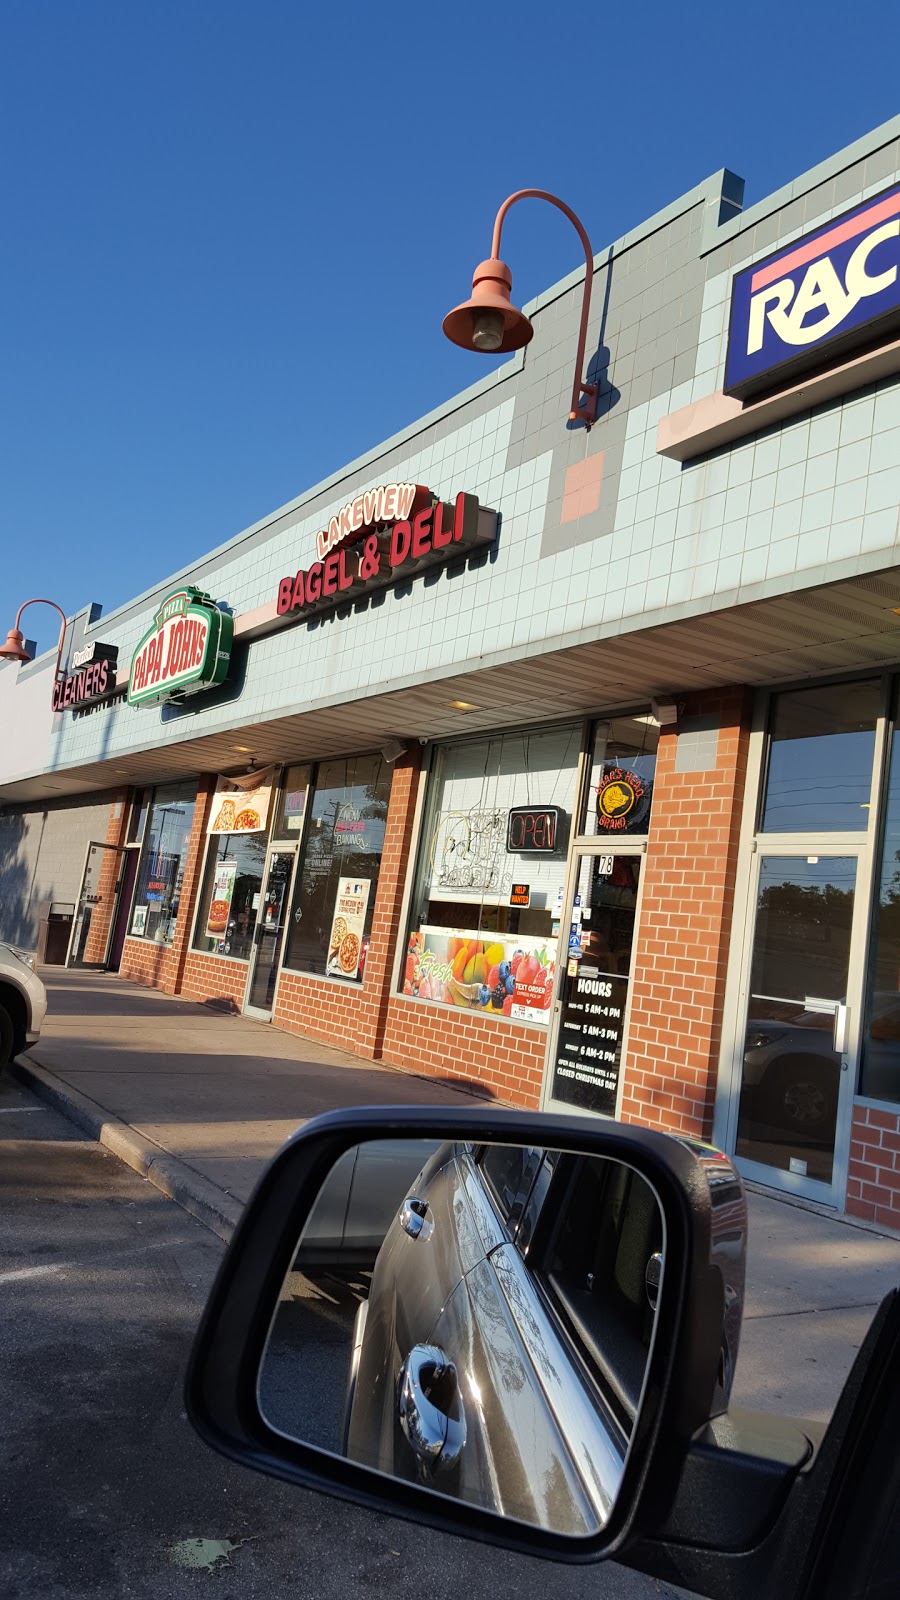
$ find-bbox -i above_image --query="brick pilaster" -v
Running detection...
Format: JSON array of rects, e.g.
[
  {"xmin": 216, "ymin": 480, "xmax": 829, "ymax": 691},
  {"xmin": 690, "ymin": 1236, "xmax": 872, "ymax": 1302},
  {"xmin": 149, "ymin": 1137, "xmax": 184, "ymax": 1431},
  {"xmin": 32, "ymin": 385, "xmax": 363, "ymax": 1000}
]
[
  {"xmin": 620, "ymin": 687, "xmax": 752, "ymax": 1139},
  {"xmin": 83, "ymin": 788, "xmax": 131, "ymax": 963}
]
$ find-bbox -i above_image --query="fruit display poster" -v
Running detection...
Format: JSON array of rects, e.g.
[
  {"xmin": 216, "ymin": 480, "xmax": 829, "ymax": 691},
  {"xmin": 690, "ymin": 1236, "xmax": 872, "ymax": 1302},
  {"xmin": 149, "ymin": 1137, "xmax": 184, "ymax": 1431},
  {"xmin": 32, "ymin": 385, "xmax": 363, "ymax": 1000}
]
[
  {"xmin": 208, "ymin": 767, "xmax": 276, "ymax": 835},
  {"xmin": 205, "ymin": 860, "xmax": 238, "ymax": 942},
  {"xmin": 326, "ymin": 877, "xmax": 371, "ymax": 981},
  {"xmin": 403, "ymin": 927, "xmax": 556, "ymax": 1024}
]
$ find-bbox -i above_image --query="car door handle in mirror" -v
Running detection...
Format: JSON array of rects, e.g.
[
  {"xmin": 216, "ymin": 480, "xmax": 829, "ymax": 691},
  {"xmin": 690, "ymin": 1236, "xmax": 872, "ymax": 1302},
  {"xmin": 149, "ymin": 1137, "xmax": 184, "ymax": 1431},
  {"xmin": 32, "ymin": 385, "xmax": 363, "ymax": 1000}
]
[
  {"xmin": 399, "ymin": 1196, "xmax": 433, "ymax": 1241},
  {"xmin": 398, "ymin": 1344, "xmax": 466, "ymax": 1472}
]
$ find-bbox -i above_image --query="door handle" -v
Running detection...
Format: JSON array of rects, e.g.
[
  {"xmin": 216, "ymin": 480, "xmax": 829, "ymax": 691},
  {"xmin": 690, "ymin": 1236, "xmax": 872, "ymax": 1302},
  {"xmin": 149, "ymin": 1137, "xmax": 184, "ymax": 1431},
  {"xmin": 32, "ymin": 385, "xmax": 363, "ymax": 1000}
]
[
  {"xmin": 833, "ymin": 1002, "xmax": 849, "ymax": 1055},
  {"xmin": 398, "ymin": 1344, "xmax": 466, "ymax": 1472},
  {"xmin": 398, "ymin": 1197, "xmax": 433, "ymax": 1241}
]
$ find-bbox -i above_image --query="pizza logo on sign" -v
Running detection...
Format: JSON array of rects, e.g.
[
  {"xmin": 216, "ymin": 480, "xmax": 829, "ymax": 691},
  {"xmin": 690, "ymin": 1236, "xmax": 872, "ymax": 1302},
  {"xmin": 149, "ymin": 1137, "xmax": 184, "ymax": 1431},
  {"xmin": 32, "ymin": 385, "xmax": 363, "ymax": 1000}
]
[
  {"xmin": 128, "ymin": 586, "xmax": 234, "ymax": 707},
  {"xmin": 596, "ymin": 768, "xmax": 649, "ymax": 833}
]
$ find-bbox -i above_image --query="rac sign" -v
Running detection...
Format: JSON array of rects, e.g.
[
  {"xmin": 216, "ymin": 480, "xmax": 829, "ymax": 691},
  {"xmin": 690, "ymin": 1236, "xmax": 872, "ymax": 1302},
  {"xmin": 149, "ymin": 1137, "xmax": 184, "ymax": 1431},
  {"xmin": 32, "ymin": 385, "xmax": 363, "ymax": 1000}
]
[{"xmin": 725, "ymin": 182, "xmax": 900, "ymax": 400}]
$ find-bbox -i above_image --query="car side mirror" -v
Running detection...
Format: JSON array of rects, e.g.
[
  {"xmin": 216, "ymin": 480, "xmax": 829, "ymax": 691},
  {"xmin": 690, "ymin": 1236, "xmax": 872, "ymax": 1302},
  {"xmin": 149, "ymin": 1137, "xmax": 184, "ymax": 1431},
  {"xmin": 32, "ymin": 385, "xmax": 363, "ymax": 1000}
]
[{"xmin": 185, "ymin": 1107, "xmax": 746, "ymax": 1563}]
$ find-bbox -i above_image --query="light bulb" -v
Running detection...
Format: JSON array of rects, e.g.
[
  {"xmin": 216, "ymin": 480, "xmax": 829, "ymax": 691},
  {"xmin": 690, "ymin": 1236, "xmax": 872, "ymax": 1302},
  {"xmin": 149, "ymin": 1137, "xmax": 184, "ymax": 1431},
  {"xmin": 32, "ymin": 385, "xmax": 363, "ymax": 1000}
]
[{"xmin": 471, "ymin": 308, "xmax": 505, "ymax": 352}]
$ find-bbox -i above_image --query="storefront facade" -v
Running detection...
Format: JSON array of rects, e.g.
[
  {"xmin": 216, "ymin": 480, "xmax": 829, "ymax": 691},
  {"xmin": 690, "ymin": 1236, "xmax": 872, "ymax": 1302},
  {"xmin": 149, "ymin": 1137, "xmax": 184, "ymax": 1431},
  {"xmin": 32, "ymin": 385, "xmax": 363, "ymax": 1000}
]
[{"xmin": 5, "ymin": 116, "xmax": 900, "ymax": 1227}]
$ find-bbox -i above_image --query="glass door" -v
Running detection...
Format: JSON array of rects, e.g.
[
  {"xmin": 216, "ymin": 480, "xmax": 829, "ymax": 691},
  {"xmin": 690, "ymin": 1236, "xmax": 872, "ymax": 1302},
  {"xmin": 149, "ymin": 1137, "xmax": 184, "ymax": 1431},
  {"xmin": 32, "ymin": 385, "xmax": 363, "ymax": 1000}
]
[
  {"xmin": 67, "ymin": 841, "xmax": 128, "ymax": 968},
  {"xmin": 542, "ymin": 848, "xmax": 644, "ymax": 1116},
  {"xmin": 243, "ymin": 847, "xmax": 297, "ymax": 1018},
  {"xmin": 730, "ymin": 852, "xmax": 864, "ymax": 1202}
]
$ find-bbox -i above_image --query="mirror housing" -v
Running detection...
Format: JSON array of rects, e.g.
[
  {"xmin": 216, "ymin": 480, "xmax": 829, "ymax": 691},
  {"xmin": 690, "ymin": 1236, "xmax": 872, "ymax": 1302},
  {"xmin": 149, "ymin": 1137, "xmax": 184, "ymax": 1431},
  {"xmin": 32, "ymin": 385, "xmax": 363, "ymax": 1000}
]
[{"xmin": 185, "ymin": 1106, "xmax": 746, "ymax": 1563}]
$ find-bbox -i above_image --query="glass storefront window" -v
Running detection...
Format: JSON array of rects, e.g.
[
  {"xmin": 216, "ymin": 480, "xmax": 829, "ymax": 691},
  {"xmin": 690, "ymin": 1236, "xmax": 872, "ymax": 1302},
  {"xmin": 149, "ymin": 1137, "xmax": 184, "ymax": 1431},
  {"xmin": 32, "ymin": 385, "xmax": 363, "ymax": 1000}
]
[
  {"xmin": 583, "ymin": 716, "xmax": 659, "ymax": 837},
  {"xmin": 401, "ymin": 725, "xmax": 581, "ymax": 1024},
  {"xmin": 130, "ymin": 781, "xmax": 197, "ymax": 944},
  {"xmin": 271, "ymin": 764, "xmax": 312, "ymax": 841},
  {"xmin": 862, "ymin": 703, "xmax": 900, "ymax": 1104},
  {"xmin": 761, "ymin": 681, "xmax": 879, "ymax": 833},
  {"xmin": 736, "ymin": 856, "xmax": 855, "ymax": 1183},
  {"xmin": 283, "ymin": 754, "xmax": 390, "ymax": 981},
  {"xmin": 192, "ymin": 831, "xmax": 269, "ymax": 960}
]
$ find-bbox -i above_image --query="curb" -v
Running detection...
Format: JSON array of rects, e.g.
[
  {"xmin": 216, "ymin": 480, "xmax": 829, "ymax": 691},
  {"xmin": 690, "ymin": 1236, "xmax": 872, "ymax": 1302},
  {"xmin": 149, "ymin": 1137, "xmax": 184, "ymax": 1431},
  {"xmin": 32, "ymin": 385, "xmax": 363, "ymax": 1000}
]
[{"xmin": 9, "ymin": 1052, "xmax": 242, "ymax": 1244}]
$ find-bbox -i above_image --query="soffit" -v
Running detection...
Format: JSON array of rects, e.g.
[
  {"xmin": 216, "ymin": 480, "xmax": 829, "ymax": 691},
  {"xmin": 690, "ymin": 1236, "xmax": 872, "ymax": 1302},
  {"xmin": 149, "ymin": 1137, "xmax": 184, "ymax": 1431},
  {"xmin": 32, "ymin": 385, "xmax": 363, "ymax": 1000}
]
[{"xmin": 4, "ymin": 566, "xmax": 900, "ymax": 804}]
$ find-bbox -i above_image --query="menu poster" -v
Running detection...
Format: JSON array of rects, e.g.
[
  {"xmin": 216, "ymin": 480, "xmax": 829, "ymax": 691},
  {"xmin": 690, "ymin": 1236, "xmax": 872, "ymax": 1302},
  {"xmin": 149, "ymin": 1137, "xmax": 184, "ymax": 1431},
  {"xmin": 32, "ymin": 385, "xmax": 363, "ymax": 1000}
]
[
  {"xmin": 551, "ymin": 969, "xmax": 629, "ymax": 1114},
  {"xmin": 326, "ymin": 877, "xmax": 371, "ymax": 981},
  {"xmin": 205, "ymin": 860, "xmax": 238, "ymax": 942},
  {"xmin": 208, "ymin": 767, "xmax": 276, "ymax": 835}
]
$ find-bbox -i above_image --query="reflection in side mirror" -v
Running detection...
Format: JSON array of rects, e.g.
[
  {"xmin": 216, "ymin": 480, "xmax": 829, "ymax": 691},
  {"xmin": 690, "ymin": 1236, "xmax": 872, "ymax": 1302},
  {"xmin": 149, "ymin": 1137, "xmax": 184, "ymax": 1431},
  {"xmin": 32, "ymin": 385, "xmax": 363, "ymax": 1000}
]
[{"xmin": 258, "ymin": 1139, "xmax": 666, "ymax": 1537}]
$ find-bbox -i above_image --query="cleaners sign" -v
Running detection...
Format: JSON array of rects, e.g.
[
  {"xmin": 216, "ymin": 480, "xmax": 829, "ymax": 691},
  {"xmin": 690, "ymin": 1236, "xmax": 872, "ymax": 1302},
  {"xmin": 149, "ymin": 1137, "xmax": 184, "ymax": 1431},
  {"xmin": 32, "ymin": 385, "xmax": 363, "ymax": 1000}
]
[
  {"xmin": 128, "ymin": 587, "xmax": 234, "ymax": 706},
  {"xmin": 51, "ymin": 643, "xmax": 119, "ymax": 713},
  {"xmin": 725, "ymin": 181, "xmax": 900, "ymax": 400},
  {"xmin": 276, "ymin": 484, "xmax": 497, "ymax": 622}
]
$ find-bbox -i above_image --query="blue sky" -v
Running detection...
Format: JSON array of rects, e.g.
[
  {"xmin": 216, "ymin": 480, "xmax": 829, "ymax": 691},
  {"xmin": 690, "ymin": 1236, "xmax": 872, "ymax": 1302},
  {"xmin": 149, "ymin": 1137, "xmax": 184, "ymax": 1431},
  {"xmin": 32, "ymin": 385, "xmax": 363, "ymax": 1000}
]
[{"xmin": 2, "ymin": 1, "xmax": 899, "ymax": 657}]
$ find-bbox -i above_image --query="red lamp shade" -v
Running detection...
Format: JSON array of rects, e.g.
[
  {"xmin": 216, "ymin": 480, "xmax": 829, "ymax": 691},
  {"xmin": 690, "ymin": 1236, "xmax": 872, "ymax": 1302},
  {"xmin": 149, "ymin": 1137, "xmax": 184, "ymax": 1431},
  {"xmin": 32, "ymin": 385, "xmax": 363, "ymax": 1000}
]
[
  {"xmin": 0, "ymin": 627, "xmax": 33, "ymax": 664},
  {"xmin": 442, "ymin": 258, "xmax": 534, "ymax": 355}
]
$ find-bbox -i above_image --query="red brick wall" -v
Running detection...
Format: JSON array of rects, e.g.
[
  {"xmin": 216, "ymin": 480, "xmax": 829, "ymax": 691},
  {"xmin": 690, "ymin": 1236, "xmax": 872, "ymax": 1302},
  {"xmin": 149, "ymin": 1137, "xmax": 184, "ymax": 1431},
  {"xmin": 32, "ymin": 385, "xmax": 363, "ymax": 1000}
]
[
  {"xmin": 119, "ymin": 935, "xmax": 181, "ymax": 992},
  {"xmin": 848, "ymin": 1104, "xmax": 900, "ymax": 1230},
  {"xmin": 620, "ymin": 687, "xmax": 752, "ymax": 1140},
  {"xmin": 181, "ymin": 951, "xmax": 249, "ymax": 1010},
  {"xmin": 83, "ymin": 787, "xmax": 130, "ymax": 963},
  {"xmin": 119, "ymin": 775, "xmax": 215, "ymax": 994},
  {"xmin": 380, "ymin": 995, "xmax": 544, "ymax": 1106},
  {"xmin": 271, "ymin": 750, "xmax": 422, "ymax": 1058}
]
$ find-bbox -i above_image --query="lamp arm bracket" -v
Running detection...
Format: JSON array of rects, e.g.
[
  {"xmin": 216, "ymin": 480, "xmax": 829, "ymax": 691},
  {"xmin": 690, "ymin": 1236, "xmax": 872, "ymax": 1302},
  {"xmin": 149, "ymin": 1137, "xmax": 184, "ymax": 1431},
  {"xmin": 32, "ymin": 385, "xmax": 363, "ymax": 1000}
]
[{"xmin": 489, "ymin": 190, "xmax": 598, "ymax": 429}]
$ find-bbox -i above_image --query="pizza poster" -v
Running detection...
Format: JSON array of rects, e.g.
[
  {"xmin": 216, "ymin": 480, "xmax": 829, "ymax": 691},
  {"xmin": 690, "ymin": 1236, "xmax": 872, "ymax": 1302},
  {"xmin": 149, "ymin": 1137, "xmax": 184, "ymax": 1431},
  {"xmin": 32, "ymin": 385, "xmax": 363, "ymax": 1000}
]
[
  {"xmin": 326, "ymin": 877, "xmax": 371, "ymax": 981},
  {"xmin": 205, "ymin": 860, "xmax": 237, "ymax": 941},
  {"xmin": 208, "ymin": 767, "xmax": 275, "ymax": 835}
]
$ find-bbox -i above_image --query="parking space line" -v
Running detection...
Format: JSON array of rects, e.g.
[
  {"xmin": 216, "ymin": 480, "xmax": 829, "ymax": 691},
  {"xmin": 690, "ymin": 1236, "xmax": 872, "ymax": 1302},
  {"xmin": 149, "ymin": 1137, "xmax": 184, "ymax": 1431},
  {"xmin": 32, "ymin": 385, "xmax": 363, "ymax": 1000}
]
[{"xmin": 0, "ymin": 1262, "xmax": 67, "ymax": 1284}]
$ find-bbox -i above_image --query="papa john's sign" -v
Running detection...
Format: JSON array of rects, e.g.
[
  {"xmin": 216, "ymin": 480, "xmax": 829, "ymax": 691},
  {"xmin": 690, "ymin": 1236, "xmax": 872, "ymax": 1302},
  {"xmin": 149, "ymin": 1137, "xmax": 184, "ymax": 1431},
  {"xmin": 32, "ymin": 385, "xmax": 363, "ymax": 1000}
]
[
  {"xmin": 725, "ymin": 181, "xmax": 900, "ymax": 400},
  {"xmin": 128, "ymin": 587, "xmax": 234, "ymax": 706},
  {"xmin": 276, "ymin": 481, "xmax": 497, "ymax": 622}
]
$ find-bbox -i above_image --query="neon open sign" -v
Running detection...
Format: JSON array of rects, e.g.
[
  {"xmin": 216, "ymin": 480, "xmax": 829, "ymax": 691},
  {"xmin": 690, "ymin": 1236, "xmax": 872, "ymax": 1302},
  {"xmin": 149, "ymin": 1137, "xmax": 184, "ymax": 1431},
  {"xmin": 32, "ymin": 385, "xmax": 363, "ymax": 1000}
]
[{"xmin": 506, "ymin": 806, "xmax": 562, "ymax": 854}]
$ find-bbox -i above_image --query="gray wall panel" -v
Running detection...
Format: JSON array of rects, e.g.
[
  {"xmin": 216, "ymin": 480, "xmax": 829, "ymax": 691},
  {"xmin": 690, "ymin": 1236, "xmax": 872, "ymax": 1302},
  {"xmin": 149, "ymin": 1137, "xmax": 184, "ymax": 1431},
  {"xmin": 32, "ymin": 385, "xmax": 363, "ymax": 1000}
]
[{"xmin": 0, "ymin": 792, "xmax": 118, "ymax": 948}]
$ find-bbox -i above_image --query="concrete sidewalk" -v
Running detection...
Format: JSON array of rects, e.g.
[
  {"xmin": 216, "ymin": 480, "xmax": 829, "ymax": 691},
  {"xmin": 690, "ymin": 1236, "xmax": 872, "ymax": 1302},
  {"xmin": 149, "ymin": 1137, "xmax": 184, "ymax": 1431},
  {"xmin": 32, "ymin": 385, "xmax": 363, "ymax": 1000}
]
[
  {"xmin": 11, "ymin": 967, "xmax": 900, "ymax": 1423},
  {"xmin": 11, "ymin": 969, "xmax": 487, "ymax": 1238}
]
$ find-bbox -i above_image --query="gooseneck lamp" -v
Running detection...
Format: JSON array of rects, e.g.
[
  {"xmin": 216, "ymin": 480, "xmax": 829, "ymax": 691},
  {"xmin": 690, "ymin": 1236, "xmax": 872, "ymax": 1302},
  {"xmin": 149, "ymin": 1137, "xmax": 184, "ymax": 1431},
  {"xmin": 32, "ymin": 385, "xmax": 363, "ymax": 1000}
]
[
  {"xmin": 442, "ymin": 189, "xmax": 599, "ymax": 427},
  {"xmin": 0, "ymin": 598, "xmax": 69, "ymax": 691}
]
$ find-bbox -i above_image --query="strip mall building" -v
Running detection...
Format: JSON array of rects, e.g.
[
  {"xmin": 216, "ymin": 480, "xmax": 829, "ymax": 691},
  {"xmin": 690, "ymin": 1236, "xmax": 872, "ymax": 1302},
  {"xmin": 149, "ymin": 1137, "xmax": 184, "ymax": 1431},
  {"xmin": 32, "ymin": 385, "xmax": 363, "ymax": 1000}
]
[{"xmin": 5, "ymin": 117, "xmax": 900, "ymax": 1229}]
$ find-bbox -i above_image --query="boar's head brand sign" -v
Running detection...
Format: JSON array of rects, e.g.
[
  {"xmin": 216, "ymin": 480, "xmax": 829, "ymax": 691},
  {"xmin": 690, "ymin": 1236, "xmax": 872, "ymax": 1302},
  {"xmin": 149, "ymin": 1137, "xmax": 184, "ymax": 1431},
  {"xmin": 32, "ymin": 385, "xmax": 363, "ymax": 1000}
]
[
  {"xmin": 726, "ymin": 181, "xmax": 900, "ymax": 400},
  {"xmin": 596, "ymin": 767, "xmax": 651, "ymax": 833},
  {"xmin": 276, "ymin": 482, "xmax": 498, "ymax": 623},
  {"xmin": 128, "ymin": 587, "xmax": 233, "ymax": 706}
]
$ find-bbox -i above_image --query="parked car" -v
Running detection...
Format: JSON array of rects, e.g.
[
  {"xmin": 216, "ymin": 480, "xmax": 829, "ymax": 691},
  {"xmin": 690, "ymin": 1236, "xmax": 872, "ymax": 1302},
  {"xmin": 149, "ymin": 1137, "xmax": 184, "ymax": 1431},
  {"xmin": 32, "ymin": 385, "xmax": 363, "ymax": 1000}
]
[
  {"xmin": 0, "ymin": 944, "xmax": 47, "ymax": 1067},
  {"xmin": 741, "ymin": 992, "xmax": 900, "ymax": 1134},
  {"xmin": 295, "ymin": 1138, "xmax": 439, "ymax": 1268},
  {"xmin": 740, "ymin": 1016, "xmax": 838, "ymax": 1135}
]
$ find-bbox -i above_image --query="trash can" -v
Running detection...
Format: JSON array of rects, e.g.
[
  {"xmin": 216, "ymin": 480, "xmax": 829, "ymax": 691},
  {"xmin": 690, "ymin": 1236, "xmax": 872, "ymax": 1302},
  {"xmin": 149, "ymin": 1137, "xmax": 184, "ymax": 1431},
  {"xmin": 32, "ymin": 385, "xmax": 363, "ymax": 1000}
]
[{"xmin": 36, "ymin": 901, "xmax": 75, "ymax": 965}]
